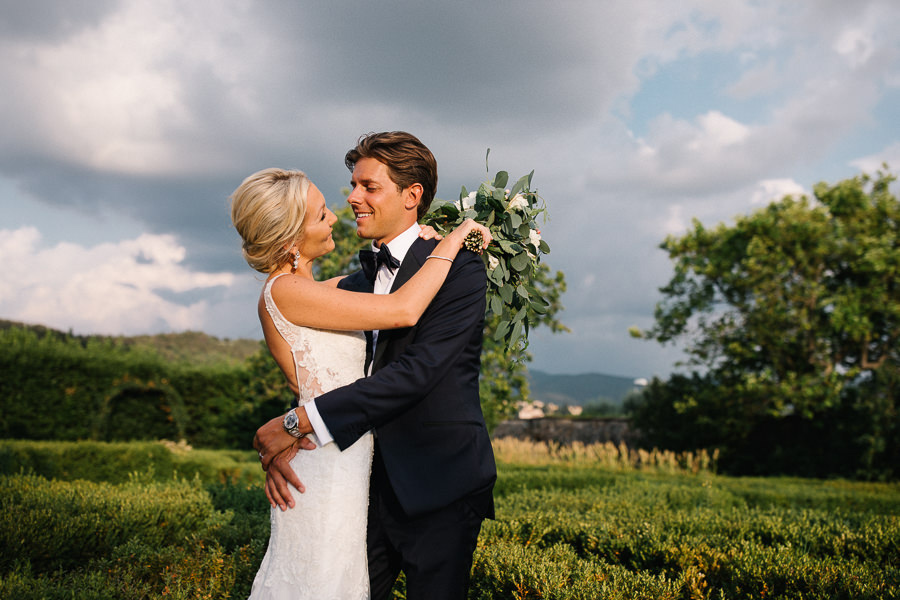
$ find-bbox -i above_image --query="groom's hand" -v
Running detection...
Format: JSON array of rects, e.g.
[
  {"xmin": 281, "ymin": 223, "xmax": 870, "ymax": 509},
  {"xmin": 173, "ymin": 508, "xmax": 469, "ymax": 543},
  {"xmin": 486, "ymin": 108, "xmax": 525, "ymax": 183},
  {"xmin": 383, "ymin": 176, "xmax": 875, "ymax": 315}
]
[{"xmin": 265, "ymin": 443, "xmax": 307, "ymax": 510}]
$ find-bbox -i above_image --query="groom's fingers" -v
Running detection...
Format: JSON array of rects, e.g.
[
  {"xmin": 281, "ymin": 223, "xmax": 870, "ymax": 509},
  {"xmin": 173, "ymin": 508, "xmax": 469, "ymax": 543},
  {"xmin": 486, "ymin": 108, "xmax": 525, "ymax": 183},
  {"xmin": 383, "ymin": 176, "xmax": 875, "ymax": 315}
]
[
  {"xmin": 265, "ymin": 467, "xmax": 295, "ymax": 510},
  {"xmin": 264, "ymin": 472, "xmax": 283, "ymax": 509},
  {"xmin": 265, "ymin": 448, "xmax": 306, "ymax": 510},
  {"xmin": 266, "ymin": 470, "xmax": 294, "ymax": 510}
]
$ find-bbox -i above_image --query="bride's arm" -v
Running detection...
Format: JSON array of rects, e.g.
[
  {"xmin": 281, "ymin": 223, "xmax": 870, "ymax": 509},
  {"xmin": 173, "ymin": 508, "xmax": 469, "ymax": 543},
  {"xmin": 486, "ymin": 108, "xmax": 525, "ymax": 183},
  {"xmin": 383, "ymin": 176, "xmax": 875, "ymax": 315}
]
[
  {"xmin": 270, "ymin": 220, "xmax": 490, "ymax": 331},
  {"xmin": 319, "ymin": 225, "xmax": 442, "ymax": 289}
]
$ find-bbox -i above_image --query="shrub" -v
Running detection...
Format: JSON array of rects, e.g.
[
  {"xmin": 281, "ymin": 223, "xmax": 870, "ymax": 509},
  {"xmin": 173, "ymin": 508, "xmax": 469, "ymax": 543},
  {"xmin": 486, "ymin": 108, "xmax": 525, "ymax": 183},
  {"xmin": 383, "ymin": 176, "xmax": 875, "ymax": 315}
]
[
  {"xmin": 0, "ymin": 474, "xmax": 225, "ymax": 572},
  {"xmin": 0, "ymin": 439, "xmax": 262, "ymax": 485}
]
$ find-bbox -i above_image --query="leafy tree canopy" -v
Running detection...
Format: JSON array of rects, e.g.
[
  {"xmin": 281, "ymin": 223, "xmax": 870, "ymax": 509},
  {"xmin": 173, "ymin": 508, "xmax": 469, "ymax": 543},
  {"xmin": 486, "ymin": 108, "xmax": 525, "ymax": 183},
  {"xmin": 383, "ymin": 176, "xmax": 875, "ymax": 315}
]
[{"xmin": 631, "ymin": 169, "xmax": 899, "ymax": 478}]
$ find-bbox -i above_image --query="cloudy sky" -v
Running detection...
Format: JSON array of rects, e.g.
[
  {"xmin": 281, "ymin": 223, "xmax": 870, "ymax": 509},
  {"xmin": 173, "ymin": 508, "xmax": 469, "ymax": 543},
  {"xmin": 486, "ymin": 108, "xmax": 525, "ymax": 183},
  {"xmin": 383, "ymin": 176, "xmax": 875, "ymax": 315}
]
[{"xmin": 2, "ymin": 0, "xmax": 898, "ymax": 378}]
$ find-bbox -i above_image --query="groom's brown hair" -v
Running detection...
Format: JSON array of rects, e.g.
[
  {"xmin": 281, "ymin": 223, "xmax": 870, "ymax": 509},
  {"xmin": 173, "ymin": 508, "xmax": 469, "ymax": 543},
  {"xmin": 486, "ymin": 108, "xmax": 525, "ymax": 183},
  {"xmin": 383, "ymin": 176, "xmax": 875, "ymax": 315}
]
[{"xmin": 345, "ymin": 131, "xmax": 438, "ymax": 220}]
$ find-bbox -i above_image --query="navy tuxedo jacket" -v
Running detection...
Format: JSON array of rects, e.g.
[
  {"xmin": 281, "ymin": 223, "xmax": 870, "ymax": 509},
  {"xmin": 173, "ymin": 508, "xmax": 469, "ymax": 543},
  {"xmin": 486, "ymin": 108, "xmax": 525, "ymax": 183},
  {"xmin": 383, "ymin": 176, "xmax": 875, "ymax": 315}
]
[{"xmin": 317, "ymin": 237, "xmax": 496, "ymax": 518}]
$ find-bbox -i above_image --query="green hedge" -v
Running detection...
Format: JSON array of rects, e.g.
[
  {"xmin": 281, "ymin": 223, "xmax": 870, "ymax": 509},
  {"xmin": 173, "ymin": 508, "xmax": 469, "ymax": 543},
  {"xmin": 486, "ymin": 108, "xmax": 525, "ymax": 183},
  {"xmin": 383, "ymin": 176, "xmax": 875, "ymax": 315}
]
[
  {"xmin": 0, "ymin": 327, "xmax": 279, "ymax": 449},
  {"xmin": 480, "ymin": 483, "xmax": 900, "ymax": 598},
  {"xmin": 0, "ymin": 439, "xmax": 262, "ymax": 485},
  {"xmin": 1, "ymin": 441, "xmax": 898, "ymax": 599},
  {"xmin": 0, "ymin": 474, "xmax": 224, "ymax": 571}
]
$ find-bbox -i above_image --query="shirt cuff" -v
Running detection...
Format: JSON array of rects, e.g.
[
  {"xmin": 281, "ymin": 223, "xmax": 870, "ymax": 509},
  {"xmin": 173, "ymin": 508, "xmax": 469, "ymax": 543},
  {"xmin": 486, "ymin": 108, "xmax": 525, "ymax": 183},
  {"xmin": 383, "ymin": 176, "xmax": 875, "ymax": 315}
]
[{"xmin": 304, "ymin": 399, "xmax": 335, "ymax": 446}]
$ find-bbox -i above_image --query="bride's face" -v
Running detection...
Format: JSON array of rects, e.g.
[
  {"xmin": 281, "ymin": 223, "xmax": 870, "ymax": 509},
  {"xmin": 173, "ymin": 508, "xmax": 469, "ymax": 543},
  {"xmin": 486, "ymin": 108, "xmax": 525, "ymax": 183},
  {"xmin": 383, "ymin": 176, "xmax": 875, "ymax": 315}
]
[{"xmin": 297, "ymin": 183, "xmax": 337, "ymax": 260}]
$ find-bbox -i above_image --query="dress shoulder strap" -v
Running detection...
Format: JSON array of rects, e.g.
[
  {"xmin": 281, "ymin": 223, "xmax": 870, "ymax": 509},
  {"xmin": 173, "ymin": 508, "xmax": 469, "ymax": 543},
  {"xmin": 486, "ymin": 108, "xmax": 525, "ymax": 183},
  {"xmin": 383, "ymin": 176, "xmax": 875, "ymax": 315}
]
[{"xmin": 263, "ymin": 274, "xmax": 297, "ymax": 344}]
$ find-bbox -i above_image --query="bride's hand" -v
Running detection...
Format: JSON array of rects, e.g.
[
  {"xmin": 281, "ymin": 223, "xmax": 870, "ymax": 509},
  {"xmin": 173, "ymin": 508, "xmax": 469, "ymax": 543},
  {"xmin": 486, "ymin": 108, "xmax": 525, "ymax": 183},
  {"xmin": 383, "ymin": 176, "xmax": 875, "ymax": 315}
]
[
  {"xmin": 447, "ymin": 219, "xmax": 493, "ymax": 253},
  {"xmin": 418, "ymin": 224, "xmax": 443, "ymax": 240}
]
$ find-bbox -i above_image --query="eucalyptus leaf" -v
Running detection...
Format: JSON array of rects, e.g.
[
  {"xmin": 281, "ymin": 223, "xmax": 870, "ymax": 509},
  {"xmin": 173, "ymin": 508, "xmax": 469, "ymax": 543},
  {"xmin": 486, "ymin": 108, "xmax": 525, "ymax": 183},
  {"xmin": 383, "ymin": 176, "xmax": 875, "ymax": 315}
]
[
  {"xmin": 499, "ymin": 284, "xmax": 514, "ymax": 304},
  {"xmin": 516, "ymin": 284, "xmax": 529, "ymax": 299},
  {"xmin": 492, "ymin": 171, "xmax": 509, "ymax": 189},
  {"xmin": 530, "ymin": 299, "xmax": 548, "ymax": 314},
  {"xmin": 509, "ymin": 319, "xmax": 524, "ymax": 347},
  {"xmin": 509, "ymin": 211, "xmax": 523, "ymax": 229},
  {"xmin": 509, "ymin": 173, "xmax": 529, "ymax": 198},
  {"xmin": 510, "ymin": 253, "xmax": 530, "ymax": 272},
  {"xmin": 490, "ymin": 295, "xmax": 503, "ymax": 316},
  {"xmin": 494, "ymin": 319, "xmax": 510, "ymax": 342},
  {"xmin": 488, "ymin": 193, "xmax": 506, "ymax": 213},
  {"xmin": 498, "ymin": 239, "xmax": 516, "ymax": 254}
]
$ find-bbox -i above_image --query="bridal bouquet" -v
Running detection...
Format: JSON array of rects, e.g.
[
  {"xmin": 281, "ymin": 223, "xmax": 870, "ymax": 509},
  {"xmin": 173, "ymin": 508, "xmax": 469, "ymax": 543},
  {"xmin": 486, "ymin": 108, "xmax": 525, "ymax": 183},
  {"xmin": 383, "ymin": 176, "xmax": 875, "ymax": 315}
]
[{"xmin": 423, "ymin": 156, "xmax": 551, "ymax": 351}]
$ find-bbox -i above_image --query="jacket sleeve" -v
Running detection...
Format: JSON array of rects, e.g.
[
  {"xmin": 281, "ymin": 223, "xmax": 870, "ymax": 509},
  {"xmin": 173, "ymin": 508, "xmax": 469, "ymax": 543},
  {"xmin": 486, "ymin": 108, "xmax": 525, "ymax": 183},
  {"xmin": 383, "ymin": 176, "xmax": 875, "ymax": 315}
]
[{"xmin": 315, "ymin": 251, "xmax": 486, "ymax": 450}]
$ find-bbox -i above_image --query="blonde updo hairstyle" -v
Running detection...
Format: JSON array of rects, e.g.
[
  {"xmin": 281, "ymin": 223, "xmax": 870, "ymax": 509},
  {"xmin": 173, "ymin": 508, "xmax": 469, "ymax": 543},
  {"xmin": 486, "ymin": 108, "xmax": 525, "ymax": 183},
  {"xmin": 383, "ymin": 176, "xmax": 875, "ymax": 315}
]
[{"xmin": 230, "ymin": 168, "xmax": 311, "ymax": 273}]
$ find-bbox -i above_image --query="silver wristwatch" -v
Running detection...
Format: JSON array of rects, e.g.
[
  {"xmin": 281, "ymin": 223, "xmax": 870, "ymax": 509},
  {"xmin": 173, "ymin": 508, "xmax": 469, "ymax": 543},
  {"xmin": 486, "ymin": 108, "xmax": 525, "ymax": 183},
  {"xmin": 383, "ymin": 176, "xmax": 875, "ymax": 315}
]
[{"xmin": 282, "ymin": 409, "xmax": 306, "ymax": 439}]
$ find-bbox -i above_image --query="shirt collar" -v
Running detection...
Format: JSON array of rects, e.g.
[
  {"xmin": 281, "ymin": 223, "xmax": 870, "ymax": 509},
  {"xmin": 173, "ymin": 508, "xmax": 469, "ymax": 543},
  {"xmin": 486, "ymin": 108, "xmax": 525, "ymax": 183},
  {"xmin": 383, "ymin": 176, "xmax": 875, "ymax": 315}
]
[{"xmin": 372, "ymin": 223, "xmax": 420, "ymax": 265}]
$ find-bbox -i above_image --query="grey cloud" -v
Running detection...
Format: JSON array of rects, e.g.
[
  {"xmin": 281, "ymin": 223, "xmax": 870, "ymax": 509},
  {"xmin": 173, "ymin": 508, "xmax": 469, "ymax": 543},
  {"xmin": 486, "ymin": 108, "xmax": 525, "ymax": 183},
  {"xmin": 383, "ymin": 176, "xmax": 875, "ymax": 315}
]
[{"xmin": 0, "ymin": 0, "xmax": 119, "ymax": 41}]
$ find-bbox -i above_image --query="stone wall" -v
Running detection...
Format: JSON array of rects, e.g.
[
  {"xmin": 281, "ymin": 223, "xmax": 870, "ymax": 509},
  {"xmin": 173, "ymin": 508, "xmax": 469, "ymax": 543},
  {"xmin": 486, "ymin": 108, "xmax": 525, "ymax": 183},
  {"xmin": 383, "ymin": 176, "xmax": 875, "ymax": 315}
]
[{"xmin": 492, "ymin": 417, "xmax": 637, "ymax": 446}]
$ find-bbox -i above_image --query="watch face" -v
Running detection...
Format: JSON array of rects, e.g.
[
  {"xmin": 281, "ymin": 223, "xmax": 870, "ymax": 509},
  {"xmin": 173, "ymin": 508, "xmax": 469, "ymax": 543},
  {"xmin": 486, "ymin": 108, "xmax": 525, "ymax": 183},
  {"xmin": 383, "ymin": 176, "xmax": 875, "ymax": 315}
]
[{"xmin": 284, "ymin": 410, "xmax": 298, "ymax": 430}]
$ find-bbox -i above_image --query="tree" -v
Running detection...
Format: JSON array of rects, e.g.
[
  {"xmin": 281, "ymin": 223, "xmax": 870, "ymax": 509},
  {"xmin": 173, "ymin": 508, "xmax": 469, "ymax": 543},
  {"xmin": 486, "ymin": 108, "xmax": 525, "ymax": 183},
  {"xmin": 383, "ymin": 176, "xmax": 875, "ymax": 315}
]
[{"xmin": 631, "ymin": 169, "xmax": 899, "ymax": 478}]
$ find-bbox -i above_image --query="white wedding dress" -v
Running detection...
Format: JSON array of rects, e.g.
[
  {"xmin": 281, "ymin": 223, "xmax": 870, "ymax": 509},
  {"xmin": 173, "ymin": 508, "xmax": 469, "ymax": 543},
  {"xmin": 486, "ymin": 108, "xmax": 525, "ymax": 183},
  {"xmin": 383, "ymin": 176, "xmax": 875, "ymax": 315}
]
[{"xmin": 249, "ymin": 274, "xmax": 373, "ymax": 600}]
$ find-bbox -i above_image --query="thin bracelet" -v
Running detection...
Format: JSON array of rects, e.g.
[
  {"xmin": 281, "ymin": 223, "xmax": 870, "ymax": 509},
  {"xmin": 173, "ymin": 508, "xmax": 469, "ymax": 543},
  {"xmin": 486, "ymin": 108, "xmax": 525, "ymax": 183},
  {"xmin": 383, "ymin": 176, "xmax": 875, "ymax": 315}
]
[{"xmin": 426, "ymin": 254, "xmax": 454, "ymax": 263}]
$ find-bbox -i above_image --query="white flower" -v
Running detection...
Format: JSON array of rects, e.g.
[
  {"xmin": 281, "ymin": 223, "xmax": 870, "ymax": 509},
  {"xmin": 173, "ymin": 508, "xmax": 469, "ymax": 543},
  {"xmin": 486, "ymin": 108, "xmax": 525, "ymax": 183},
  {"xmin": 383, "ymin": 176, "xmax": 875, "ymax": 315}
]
[
  {"xmin": 529, "ymin": 228, "xmax": 542, "ymax": 247},
  {"xmin": 488, "ymin": 255, "xmax": 499, "ymax": 270},
  {"xmin": 507, "ymin": 193, "xmax": 528, "ymax": 211},
  {"xmin": 458, "ymin": 191, "xmax": 476, "ymax": 210}
]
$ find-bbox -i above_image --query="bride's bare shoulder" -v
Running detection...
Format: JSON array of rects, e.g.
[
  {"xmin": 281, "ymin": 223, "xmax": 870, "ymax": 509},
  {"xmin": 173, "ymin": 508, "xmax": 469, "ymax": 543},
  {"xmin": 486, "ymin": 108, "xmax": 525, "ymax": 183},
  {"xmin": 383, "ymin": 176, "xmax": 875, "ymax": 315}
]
[{"xmin": 322, "ymin": 275, "xmax": 347, "ymax": 288}]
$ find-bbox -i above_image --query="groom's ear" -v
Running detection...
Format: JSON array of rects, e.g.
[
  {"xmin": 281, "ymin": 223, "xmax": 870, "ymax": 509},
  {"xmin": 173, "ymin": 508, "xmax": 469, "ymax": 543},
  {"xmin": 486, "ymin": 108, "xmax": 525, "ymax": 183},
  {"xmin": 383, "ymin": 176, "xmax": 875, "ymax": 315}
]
[{"xmin": 403, "ymin": 183, "xmax": 423, "ymax": 211}]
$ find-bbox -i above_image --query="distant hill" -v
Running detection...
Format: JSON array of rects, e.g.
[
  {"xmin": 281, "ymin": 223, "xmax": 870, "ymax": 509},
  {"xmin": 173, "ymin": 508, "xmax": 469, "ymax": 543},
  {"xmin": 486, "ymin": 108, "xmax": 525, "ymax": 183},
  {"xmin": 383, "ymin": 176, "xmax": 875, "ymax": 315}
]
[
  {"xmin": 527, "ymin": 369, "xmax": 641, "ymax": 406},
  {"xmin": 0, "ymin": 319, "xmax": 261, "ymax": 367}
]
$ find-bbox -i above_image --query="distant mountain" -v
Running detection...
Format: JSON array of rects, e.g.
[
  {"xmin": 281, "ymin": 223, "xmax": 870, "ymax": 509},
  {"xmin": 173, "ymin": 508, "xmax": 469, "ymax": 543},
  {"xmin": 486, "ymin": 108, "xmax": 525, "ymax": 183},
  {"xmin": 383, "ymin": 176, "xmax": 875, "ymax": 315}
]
[{"xmin": 527, "ymin": 369, "xmax": 641, "ymax": 406}]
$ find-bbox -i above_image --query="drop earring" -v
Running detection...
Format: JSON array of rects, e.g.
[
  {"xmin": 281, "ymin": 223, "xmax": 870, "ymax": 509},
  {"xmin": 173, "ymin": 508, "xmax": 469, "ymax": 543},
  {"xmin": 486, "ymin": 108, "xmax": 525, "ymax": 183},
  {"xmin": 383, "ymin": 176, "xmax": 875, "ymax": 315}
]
[{"xmin": 292, "ymin": 250, "xmax": 300, "ymax": 272}]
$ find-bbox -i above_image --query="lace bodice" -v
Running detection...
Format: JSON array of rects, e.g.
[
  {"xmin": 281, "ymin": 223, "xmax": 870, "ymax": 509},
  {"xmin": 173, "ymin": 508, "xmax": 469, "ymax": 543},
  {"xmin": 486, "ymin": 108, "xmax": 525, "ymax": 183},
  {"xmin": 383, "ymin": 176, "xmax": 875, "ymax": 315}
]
[{"xmin": 263, "ymin": 274, "xmax": 366, "ymax": 403}]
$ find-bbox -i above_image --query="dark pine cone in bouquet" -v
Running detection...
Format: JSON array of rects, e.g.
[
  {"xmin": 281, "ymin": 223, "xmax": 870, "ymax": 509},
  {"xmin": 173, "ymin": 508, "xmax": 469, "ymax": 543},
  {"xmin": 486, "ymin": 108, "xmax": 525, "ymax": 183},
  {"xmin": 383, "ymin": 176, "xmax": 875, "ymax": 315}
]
[{"xmin": 463, "ymin": 230, "xmax": 484, "ymax": 254}]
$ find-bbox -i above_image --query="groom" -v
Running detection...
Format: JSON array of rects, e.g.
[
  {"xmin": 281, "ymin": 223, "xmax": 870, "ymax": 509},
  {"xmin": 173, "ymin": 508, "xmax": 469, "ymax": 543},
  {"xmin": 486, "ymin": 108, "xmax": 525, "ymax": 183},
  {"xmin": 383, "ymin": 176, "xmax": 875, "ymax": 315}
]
[{"xmin": 254, "ymin": 131, "xmax": 496, "ymax": 599}]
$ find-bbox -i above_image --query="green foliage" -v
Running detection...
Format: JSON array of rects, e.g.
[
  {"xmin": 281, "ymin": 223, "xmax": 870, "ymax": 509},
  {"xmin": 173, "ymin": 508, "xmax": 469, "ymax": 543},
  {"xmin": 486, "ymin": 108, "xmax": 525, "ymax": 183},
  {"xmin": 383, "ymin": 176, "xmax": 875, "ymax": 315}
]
[
  {"xmin": 0, "ymin": 319, "xmax": 260, "ymax": 367},
  {"xmin": 423, "ymin": 163, "xmax": 553, "ymax": 351},
  {"xmin": 480, "ymin": 470, "xmax": 900, "ymax": 599},
  {"xmin": 633, "ymin": 169, "xmax": 900, "ymax": 479},
  {"xmin": 580, "ymin": 398, "xmax": 627, "ymax": 417},
  {"xmin": 2, "ymin": 441, "xmax": 897, "ymax": 599},
  {"xmin": 116, "ymin": 330, "xmax": 260, "ymax": 367},
  {"xmin": 0, "ymin": 474, "xmax": 224, "ymax": 572},
  {"xmin": 0, "ymin": 439, "xmax": 262, "ymax": 485},
  {"xmin": 0, "ymin": 326, "xmax": 259, "ymax": 449}
]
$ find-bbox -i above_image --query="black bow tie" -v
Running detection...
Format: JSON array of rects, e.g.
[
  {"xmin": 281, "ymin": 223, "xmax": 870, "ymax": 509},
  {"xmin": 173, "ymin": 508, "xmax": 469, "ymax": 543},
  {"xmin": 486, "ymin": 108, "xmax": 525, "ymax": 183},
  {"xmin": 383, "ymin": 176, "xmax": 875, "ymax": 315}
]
[{"xmin": 359, "ymin": 244, "xmax": 401, "ymax": 283}]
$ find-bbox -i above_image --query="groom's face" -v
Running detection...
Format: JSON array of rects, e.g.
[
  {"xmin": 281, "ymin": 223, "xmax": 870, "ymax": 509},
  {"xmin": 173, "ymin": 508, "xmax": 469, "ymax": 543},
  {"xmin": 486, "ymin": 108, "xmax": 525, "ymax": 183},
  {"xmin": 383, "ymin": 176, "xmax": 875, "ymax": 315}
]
[{"xmin": 347, "ymin": 157, "xmax": 418, "ymax": 246}]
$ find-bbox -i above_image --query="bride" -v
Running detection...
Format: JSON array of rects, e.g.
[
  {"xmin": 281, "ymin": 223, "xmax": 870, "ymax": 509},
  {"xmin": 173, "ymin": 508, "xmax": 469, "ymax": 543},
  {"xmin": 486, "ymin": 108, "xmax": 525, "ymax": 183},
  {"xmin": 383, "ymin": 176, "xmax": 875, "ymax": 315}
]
[{"xmin": 229, "ymin": 167, "xmax": 490, "ymax": 599}]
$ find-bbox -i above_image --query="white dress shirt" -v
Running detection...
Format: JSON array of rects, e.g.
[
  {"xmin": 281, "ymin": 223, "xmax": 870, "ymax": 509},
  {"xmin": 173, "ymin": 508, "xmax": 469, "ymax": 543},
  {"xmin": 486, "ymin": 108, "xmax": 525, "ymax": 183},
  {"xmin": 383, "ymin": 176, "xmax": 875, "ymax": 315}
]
[{"xmin": 304, "ymin": 223, "xmax": 422, "ymax": 446}]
